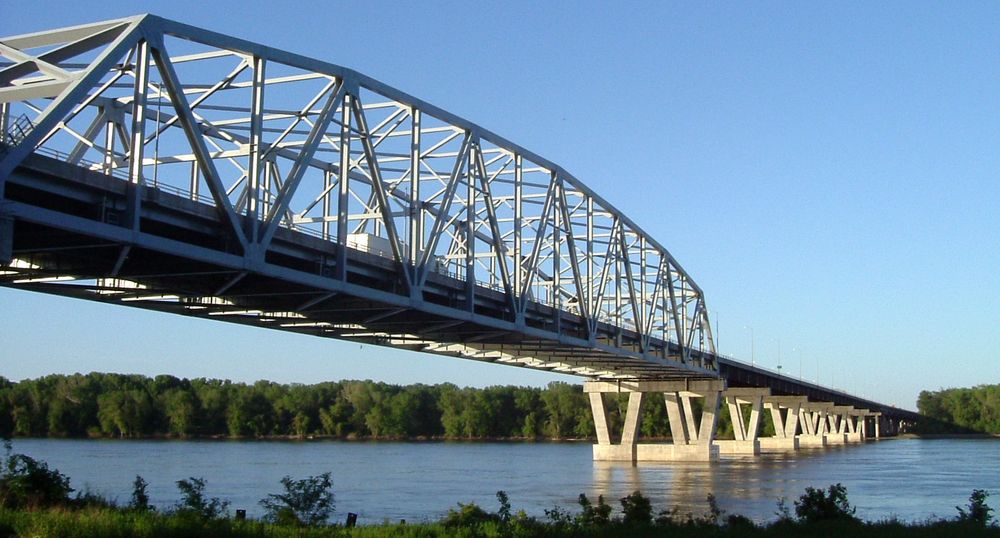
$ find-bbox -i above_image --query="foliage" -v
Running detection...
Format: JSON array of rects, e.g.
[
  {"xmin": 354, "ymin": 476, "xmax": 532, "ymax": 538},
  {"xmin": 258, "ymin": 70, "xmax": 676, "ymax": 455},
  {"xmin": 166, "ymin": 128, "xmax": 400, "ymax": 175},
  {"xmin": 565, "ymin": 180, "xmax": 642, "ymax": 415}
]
[
  {"xmin": 957, "ymin": 489, "xmax": 994, "ymax": 527},
  {"xmin": 794, "ymin": 483, "xmax": 857, "ymax": 523},
  {"xmin": 1, "ymin": 475, "xmax": 1000, "ymax": 537},
  {"xmin": 496, "ymin": 490, "xmax": 512, "ymax": 524},
  {"xmin": 129, "ymin": 475, "xmax": 152, "ymax": 512},
  {"xmin": 0, "ymin": 373, "xmax": 622, "ymax": 441},
  {"xmin": 0, "ymin": 441, "xmax": 73, "ymax": 508},
  {"xmin": 0, "ymin": 372, "xmax": 766, "ymax": 442},
  {"xmin": 576, "ymin": 493, "xmax": 611, "ymax": 526},
  {"xmin": 442, "ymin": 502, "xmax": 497, "ymax": 528},
  {"xmin": 917, "ymin": 384, "xmax": 1000, "ymax": 434},
  {"xmin": 774, "ymin": 496, "xmax": 793, "ymax": 521},
  {"xmin": 174, "ymin": 477, "xmax": 229, "ymax": 520},
  {"xmin": 620, "ymin": 490, "xmax": 653, "ymax": 526},
  {"xmin": 259, "ymin": 473, "xmax": 335, "ymax": 526}
]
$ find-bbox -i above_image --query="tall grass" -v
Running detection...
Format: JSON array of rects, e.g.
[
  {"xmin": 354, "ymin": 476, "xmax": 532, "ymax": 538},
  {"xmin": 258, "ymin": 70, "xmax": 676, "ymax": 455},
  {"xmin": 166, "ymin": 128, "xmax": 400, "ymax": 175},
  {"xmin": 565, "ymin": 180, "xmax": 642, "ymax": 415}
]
[{"xmin": 2, "ymin": 507, "xmax": 999, "ymax": 538}]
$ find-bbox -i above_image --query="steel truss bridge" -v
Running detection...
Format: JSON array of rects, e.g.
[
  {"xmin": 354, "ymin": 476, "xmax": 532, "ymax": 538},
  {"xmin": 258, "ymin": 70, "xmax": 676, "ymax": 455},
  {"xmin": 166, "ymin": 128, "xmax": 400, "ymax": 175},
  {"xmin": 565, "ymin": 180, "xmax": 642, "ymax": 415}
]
[{"xmin": 0, "ymin": 15, "xmax": 917, "ymax": 423}]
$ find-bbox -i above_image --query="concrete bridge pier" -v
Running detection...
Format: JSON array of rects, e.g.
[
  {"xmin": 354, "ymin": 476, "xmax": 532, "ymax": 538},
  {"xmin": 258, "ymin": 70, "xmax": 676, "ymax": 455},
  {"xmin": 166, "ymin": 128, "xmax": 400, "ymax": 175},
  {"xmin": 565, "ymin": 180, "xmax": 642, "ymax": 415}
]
[
  {"xmin": 825, "ymin": 406, "xmax": 853, "ymax": 445},
  {"xmin": 714, "ymin": 388, "xmax": 769, "ymax": 456},
  {"xmin": 585, "ymin": 380, "xmax": 725, "ymax": 463},
  {"xmin": 798, "ymin": 402, "xmax": 833, "ymax": 448},
  {"xmin": 846, "ymin": 409, "xmax": 868, "ymax": 442},
  {"xmin": 760, "ymin": 395, "xmax": 805, "ymax": 452}
]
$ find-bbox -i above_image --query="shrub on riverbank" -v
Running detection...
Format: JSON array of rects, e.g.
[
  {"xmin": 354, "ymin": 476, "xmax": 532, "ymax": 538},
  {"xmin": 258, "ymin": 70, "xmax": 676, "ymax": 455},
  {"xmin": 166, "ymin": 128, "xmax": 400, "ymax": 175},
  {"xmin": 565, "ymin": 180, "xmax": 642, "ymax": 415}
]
[{"xmin": 2, "ymin": 504, "xmax": 1000, "ymax": 537}]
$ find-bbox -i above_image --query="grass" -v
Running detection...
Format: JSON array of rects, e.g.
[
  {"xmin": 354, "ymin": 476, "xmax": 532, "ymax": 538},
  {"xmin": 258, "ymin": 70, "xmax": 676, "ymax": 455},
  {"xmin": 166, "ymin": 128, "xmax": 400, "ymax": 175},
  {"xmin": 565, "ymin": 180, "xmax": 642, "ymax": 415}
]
[{"xmin": 1, "ymin": 507, "xmax": 999, "ymax": 538}]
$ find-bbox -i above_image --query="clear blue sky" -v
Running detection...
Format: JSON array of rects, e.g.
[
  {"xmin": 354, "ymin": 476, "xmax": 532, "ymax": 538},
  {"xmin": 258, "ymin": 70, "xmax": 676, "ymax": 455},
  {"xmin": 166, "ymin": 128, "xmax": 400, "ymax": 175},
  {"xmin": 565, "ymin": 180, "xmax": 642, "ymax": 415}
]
[{"xmin": 2, "ymin": 1, "xmax": 998, "ymax": 409}]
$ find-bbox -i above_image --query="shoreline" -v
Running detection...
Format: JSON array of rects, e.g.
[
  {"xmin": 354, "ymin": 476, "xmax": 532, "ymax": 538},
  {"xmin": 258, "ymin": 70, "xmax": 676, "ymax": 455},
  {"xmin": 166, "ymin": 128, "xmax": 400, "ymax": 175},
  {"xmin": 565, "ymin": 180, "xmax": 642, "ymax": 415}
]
[
  {"xmin": 7, "ymin": 433, "xmax": 602, "ymax": 443},
  {"xmin": 9, "ymin": 433, "xmax": 999, "ymax": 443},
  {"xmin": 898, "ymin": 433, "xmax": 1000, "ymax": 439}
]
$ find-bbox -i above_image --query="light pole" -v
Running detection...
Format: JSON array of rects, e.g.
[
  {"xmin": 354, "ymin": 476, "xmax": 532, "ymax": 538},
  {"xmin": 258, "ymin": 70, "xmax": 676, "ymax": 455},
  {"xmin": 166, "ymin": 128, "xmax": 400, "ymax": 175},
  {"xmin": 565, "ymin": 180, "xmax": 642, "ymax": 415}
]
[
  {"xmin": 744, "ymin": 325, "xmax": 755, "ymax": 368},
  {"xmin": 714, "ymin": 311, "xmax": 719, "ymax": 356}
]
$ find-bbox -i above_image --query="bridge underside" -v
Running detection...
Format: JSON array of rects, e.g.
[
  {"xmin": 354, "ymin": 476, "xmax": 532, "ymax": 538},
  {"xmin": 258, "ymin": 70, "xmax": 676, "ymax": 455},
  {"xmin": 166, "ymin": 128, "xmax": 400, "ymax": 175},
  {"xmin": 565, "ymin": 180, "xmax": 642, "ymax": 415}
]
[
  {"xmin": 2, "ymin": 153, "xmax": 715, "ymax": 380},
  {"xmin": 0, "ymin": 14, "xmax": 721, "ymax": 383}
]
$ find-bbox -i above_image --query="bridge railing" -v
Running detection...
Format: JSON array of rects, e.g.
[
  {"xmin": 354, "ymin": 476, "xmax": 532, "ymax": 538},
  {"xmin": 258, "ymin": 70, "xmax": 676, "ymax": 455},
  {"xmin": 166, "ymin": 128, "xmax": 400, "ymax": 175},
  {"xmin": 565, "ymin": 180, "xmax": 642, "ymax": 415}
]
[{"xmin": 0, "ymin": 14, "xmax": 718, "ymax": 375}]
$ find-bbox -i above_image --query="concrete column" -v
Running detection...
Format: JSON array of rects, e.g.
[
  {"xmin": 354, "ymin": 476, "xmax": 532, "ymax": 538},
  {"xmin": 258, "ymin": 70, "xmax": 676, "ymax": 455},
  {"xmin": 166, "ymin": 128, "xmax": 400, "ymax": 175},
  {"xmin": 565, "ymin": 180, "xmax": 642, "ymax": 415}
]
[
  {"xmin": 826, "ymin": 406, "xmax": 852, "ymax": 445},
  {"xmin": 799, "ymin": 409, "xmax": 815, "ymax": 435},
  {"xmin": 697, "ymin": 389, "xmax": 721, "ymax": 444},
  {"xmin": 760, "ymin": 395, "xmax": 805, "ymax": 452},
  {"xmin": 874, "ymin": 413, "xmax": 882, "ymax": 438},
  {"xmin": 584, "ymin": 379, "xmax": 725, "ymax": 462},
  {"xmin": 588, "ymin": 392, "xmax": 611, "ymax": 446},
  {"xmin": 715, "ymin": 388, "xmax": 768, "ymax": 456},
  {"xmin": 664, "ymin": 392, "xmax": 688, "ymax": 444},
  {"xmin": 846, "ymin": 409, "xmax": 867, "ymax": 443},
  {"xmin": 621, "ymin": 392, "xmax": 644, "ymax": 446},
  {"xmin": 798, "ymin": 402, "xmax": 833, "ymax": 448},
  {"xmin": 680, "ymin": 392, "xmax": 698, "ymax": 440}
]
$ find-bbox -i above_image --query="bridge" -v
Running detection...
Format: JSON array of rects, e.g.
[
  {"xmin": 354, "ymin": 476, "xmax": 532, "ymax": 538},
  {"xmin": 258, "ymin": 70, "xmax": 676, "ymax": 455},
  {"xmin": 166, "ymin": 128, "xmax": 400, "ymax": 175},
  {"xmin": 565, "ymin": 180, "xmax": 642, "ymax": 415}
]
[{"xmin": 0, "ymin": 15, "xmax": 918, "ymax": 461}]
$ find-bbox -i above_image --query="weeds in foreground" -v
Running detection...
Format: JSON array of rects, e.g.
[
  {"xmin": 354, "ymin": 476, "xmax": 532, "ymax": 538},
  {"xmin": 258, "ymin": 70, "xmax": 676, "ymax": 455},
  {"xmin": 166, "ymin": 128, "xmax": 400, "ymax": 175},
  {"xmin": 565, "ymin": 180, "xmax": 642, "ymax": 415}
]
[{"xmin": 958, "ymin": 489, "xmax": 995, "ymax": 527}]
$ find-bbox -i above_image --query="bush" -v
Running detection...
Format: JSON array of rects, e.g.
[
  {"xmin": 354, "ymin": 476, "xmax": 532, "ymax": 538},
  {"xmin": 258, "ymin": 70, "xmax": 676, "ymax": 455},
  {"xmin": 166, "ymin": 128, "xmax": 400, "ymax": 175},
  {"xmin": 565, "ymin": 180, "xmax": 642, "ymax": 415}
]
[
  {"xmin": 957, "ymin": 489, "xmax": 994, "ymax": 527},
  {"xmin": 620, "ymin": 490, "xmax": 653, "ymax": 526},
  {"xmin": 259, "ymin": 472, "xmax": 335, "ymax": 526},
  {"xmin": 794, "ymin": 483, "xmax": 857, "ymax": 523},
  {"xmin": 442, "ymin": 502, "xmax": 497, "ymax": 528},
  {"xmin": 173, "ymin": 477, "xmax": 228, "ymax": 520},
  {"xmin": 129, "ymin": 475, "xmax": 152, "ymax": 512},
  {"xmin": 576, "ymin": 493, "xmax": 611, "ymax": 527},
  {"xmin": 0, "ymin": 443, "xmax": 73, "ymax": 509},
  {"xmin": 496, "ymin": 490, "xmax": 512, "ymax": 524}
]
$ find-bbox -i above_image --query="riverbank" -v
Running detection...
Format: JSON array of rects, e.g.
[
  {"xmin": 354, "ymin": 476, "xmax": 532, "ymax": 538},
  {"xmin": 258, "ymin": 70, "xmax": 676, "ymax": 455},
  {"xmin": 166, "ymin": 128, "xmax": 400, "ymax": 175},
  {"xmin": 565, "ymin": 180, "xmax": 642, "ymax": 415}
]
[
  {"xmin": 7, "ymin": 432, "xmax": 602, "ymax": 443},
  {"xmin": 1, "ymin": 505, "xmax": 998, "ymax": 537},
  {"xmin": 898, "ymin": 433, "xmax": 1000, "ymax": 439}
]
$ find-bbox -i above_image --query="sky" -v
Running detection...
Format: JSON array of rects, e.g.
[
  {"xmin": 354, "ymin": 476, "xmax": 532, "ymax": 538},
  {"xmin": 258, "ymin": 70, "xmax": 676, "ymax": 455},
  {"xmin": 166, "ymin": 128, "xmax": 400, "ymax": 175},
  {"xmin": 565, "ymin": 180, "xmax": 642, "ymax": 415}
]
[{"xmin": 2, "ymin": 1, "xmax": 999, "ymax": 409}]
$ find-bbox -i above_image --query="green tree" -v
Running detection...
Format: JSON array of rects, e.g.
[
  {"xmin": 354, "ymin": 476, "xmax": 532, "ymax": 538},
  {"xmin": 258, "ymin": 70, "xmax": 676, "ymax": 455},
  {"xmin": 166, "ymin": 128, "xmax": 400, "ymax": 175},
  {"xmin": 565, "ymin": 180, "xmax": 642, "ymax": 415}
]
[
  {"xmin": 162, "ymin": 388, "xmax": 199, "ymax": 436},
  {"xmin": 0, "ymin": 445, "xmax": 74, "ymax": 509},
  {"xmin": 129, "ymin": 475, "xmax": 152, "ymax": 511},
  {"xmin": 794, "ymin": 483, "xmax": 857, "ymax": 523},
  {"xmin": 174, "ymin": 477, "xmax": 228, "ymax": 519},
  {"xmin": 226, "ymin": 390, "xmax": 274, "ymax": 437},
  {"xmin": 97, "ymin": 390, "xmax": 154, "ymax": 437},
  {"xmin": 620, "ymin": 491, "xmax": 653, "ymax": 526},
  {"xmin": 259, "ymin": 473, "xmax": 335, "ymax": 526},
  {"xmin": 957, "ymin": 489, "xmax": 994, "ymax": 527}
]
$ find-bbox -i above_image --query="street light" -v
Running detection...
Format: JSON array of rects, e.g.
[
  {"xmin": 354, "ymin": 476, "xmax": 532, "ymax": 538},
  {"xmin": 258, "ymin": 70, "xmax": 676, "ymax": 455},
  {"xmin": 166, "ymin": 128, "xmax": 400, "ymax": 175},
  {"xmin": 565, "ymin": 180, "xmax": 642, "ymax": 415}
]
[
  {"xmin": 744, "ymin": 325, "xmax": 755, "ymax": 368},
  {"xmin": 714, "ymin": 311, "xmax": 720, "ymax": 356}
]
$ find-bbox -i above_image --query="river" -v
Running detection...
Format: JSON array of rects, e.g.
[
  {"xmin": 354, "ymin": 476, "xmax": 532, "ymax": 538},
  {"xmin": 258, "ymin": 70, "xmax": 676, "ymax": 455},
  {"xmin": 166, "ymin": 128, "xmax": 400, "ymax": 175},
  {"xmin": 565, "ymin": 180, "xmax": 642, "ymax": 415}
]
[{"xmin": 8, "ymin": 438, "xmax": 999, "ymax": 525}]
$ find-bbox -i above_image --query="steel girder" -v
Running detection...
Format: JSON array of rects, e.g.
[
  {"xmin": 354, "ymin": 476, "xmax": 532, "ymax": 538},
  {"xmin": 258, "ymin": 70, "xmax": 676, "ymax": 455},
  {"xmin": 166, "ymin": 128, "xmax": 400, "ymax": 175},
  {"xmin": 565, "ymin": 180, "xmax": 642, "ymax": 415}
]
[{"xmin": 0, "ymin": 15, "xmax": 718, "ymax": 380}]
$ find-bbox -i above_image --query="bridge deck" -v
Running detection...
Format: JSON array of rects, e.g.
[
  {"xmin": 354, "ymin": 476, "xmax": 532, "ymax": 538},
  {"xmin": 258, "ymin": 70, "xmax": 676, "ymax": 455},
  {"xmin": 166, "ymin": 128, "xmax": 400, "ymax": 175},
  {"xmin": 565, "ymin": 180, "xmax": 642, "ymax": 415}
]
[{"xmin": 0, "ymin": 14, "xmax": 917, "ymax": 421}]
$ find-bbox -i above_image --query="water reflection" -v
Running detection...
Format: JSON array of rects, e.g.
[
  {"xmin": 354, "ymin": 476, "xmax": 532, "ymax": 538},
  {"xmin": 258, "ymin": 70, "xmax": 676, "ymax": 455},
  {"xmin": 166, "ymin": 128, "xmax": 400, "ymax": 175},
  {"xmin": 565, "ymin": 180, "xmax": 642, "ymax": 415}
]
[{"xmin": 9, "ymin": 438, "xmax": 1000, "ymax": 524}]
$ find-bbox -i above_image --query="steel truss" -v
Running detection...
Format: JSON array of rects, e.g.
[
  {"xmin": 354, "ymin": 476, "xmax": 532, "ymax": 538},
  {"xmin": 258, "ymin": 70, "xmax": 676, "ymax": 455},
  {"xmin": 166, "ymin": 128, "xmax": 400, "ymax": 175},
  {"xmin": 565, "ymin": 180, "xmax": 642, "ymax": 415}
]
[{"xmin": 0, "ymin": 15, "xmax": 717, "ymax": 380}]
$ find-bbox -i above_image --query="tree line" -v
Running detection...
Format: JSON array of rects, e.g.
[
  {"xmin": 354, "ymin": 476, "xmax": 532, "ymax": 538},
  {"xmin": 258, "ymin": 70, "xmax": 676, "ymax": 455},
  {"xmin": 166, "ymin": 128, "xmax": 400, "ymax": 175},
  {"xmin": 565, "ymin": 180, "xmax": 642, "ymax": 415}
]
[
  {"xmin": 0, "ymin": 373, "xmax": 763, "ymax": 441},
  {"xmin": 916, "ymin": 384, "xmax": 1000, "ymax": 434}
]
